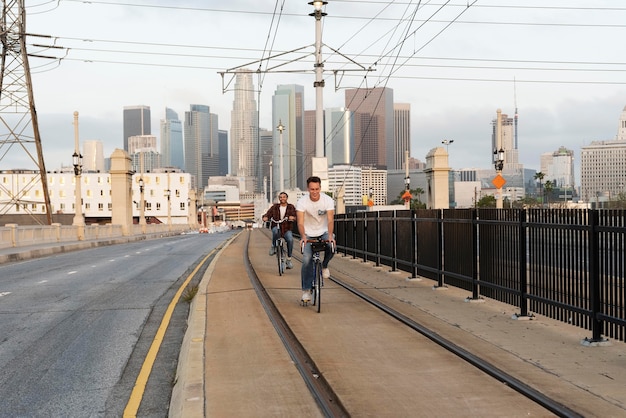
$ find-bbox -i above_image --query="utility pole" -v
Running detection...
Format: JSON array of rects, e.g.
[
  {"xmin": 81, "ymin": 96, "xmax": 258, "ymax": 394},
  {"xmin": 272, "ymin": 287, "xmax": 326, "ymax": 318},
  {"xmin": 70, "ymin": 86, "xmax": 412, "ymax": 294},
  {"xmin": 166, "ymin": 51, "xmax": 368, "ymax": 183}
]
[
  {"xmin": 0, "ymin": 0, "xmax": 52, "ymax": 223},
  {"xmin": 310, "ymin": 1, "xmax": 329, "ymax": 191}
]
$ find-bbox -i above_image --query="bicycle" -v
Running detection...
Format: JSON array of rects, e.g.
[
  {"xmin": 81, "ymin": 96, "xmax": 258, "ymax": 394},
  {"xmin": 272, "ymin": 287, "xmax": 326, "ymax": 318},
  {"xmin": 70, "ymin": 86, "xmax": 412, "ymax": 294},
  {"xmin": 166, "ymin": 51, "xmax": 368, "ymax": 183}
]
[
  {"xmin": 301, "ymin": 238, "xmax": 334, "ymax": 313},
  {"xmin": 270, "ymin": 217, "xmax": 289, "ymax": 276}
]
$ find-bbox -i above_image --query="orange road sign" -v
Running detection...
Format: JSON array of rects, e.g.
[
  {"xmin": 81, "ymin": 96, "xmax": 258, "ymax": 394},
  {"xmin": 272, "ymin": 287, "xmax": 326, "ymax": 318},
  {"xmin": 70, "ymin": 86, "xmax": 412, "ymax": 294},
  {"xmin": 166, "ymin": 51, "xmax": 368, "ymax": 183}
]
[{"xmin": 492, "ymin": 173, "xmax": 506, "ymax": 189}]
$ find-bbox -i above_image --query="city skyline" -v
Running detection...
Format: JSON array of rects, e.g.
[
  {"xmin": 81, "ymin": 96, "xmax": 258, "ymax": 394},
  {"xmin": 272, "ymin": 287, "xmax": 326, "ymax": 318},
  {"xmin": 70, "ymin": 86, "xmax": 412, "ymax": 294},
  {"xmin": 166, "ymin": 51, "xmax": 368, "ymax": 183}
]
[{"xmin": 6, "ymin": 1, "xmax": 626, "ymax": 184}]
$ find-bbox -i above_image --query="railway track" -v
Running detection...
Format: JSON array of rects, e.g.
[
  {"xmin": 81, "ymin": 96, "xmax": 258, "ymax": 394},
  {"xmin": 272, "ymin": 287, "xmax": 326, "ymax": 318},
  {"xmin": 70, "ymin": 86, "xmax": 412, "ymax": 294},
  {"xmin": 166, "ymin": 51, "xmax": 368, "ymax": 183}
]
[{"xmin": 244, "ymin": 229, "xmax": 585, "ymax": 418}]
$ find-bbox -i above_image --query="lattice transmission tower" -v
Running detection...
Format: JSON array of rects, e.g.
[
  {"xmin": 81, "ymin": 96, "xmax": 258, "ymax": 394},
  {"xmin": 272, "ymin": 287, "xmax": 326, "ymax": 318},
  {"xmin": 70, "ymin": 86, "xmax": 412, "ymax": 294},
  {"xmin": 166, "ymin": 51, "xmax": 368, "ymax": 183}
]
[{"xmin": 0, "ymin": 0, "xmax": 52, "ymax": 224}]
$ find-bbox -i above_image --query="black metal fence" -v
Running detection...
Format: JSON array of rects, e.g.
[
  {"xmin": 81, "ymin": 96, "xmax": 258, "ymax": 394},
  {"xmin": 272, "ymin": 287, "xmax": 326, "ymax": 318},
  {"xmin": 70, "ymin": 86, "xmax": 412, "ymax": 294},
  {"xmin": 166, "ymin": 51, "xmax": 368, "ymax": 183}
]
[{"xmin": 335, "ymin": 208, "xmax": 626, "ymax": 343}]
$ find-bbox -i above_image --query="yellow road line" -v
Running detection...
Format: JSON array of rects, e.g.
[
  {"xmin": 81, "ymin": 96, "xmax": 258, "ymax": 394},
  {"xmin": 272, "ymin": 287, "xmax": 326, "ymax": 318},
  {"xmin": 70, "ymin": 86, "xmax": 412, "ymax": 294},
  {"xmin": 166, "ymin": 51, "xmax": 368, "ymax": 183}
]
[{"xmin": 123, "ymin": 247, "xmax": 217, "ymax": 417}]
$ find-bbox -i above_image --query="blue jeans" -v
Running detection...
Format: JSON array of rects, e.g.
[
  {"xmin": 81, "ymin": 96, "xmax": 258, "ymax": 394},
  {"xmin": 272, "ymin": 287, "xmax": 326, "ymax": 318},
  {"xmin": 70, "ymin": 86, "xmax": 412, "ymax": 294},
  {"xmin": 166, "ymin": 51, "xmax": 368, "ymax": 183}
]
[
  {"xmin": 301, "ymin": 232, "xmax": 334, "ymax": 291},
  {"xmin": 272, "ymin": 227, "xmax": 293, "ymax": 257}
]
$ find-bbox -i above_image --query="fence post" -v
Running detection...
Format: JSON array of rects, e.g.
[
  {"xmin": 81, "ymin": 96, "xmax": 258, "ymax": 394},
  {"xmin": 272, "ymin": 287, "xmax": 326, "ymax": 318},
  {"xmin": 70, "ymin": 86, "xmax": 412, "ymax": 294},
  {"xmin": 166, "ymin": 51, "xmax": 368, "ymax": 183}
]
[
  {"xmin": 517, "ymin": 209, "xmax": 530, "ymax": 318},
  {"xmin": 587, "ymin": 210, "xmax": 605, "ymax": 343},
  {"xmin": 391, "ymin": 211, "xmax": 398, "ymax": 272},
  {"xmin": 375, "ymin": 211, "xmax": 380, "ymax": 267},
  {"xmin": 470, "ymin": 209, "xmax": 479, "ymax": 299},
  {"xmin": 352, "ymin": 215, "xmax": 357, "ymax": 259},
  {"xmin": 410, "ymin": 210, "xmax": 417, "ymax": 279},
  {"xmin": 436, "ymin": 209, "xmax": 444, "ymax": 288}
]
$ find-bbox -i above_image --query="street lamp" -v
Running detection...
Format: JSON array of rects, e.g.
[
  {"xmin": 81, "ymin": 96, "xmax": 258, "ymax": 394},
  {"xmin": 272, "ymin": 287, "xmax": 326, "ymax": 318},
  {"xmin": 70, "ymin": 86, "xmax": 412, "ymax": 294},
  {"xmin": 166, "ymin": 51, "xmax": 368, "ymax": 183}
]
[
  {"xmin": 493, "ymin": 148, "xmax": 505, "ymax": 172},
  {"xmin": 139, "ymin": 177, "xmax": 146, "ymax": 232},
  {"xmin": 72, "ymin": 111, "xmax": 85, "ymax": 239},
  {"xmin": 277, "ymin": 120, "xmax": 285, "ymax": 193},
  {"xmin": 493, "ymin": 148, "xmax": 505, "ymax": 208},
  {"xmin": 165, "ymin": 188, "xmax": 171, "ymax": 231},
  {"xmin": 442, "ymin": 139, "xmax": 454, "ymax": 154},
  {"xmin": 268, "ymin": 159, "xmax": 273, "ymax": 203}
]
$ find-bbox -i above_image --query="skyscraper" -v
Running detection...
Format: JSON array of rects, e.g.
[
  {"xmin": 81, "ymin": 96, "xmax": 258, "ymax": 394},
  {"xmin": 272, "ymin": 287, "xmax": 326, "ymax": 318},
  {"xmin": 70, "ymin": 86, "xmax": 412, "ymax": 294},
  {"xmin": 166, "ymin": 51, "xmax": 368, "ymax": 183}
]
[
  {"xmin": 540, "ymin": 146, "xmax": 575, "ymax": 189},
  {"xmin": 345, "ymin": 87, "xmax": 395, "ymax": 169},
  {"xmin": 184, "ymin": 105, "xmax": 219, "ymax": 191},
  {"xmin": 325, "ymin": 108, "xmax": 354, "ymax": 167},
  {"xmin": 82, "ymin": 140, "xmax": 104, "ymax": 173},
  {"xmin": 230, "ymin": 70, "xmax": 258, "ymax": 181},
  {"xmin": 581, "ymin": 139, "xmax": 626, "ymax": 203},
  {"xmin": 394, "ymin": 103, "xmax": 410, "ymax": 169},
  {"xmin": 123, "ymin": 105, "xmax": 151, "ymax": 152},
  {"xmin": 272, "ymin": 84, "xmax": 305, "ymax": 191},
  {"xmin": 160, "ymin": 108, "xmax": 184, "ymax": 170},
  {"xmin": 491, "ymin": 110, "xmax": 522, "ymax": 171}
]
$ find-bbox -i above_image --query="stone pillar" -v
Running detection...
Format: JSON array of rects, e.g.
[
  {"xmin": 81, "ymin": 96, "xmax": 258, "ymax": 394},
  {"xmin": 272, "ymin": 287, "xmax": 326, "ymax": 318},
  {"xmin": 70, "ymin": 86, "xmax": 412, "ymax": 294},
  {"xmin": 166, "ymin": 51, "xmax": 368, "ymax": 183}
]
[
  {"xmin": 188, "ymin": 189, "xmax": 197, "ymax": 227},
  {"xmin": 109, "ymin": 149, "xmax": 133, "ymax": 236},
  {"xmin": 424, "ymin": 147, "xmax": 450, "ymax": 209}
]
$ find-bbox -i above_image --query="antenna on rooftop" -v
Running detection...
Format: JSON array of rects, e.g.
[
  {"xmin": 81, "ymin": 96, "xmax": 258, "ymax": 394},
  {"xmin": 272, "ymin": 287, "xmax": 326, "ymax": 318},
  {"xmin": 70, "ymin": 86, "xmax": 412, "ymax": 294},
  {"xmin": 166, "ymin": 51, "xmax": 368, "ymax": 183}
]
[{"xmin": 514, "ymin": 77, "xmax": 519, "ymax": 150}]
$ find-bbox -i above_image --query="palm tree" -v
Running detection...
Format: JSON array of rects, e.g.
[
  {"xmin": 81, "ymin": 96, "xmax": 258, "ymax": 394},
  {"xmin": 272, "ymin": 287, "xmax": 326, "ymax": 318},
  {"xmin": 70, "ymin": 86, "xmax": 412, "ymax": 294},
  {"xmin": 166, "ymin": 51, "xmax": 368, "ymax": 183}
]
[
  {"xmin": 544, "ymin": 180, "xmax": 554, "ymax": 207},
  {"xmin": 534, "ymin": 172, "xmax": 545, "ymax": 205}
]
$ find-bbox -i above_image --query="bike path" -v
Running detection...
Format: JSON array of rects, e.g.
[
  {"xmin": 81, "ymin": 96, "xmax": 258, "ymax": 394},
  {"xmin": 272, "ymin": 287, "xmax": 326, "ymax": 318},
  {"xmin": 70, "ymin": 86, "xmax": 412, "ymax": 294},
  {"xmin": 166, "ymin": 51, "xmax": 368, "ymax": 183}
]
[{"xmin": 173, "ymin": 228, "xmax": 626, "ymax": 417}]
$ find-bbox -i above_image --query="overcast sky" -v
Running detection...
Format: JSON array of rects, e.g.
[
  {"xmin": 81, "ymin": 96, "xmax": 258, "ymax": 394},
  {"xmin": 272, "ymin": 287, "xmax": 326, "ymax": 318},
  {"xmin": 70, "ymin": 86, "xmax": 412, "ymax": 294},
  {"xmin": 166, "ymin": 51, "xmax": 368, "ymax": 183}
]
[{"xmin": 11, "ymin": 0, "xmax": 626, "ymax": 182}]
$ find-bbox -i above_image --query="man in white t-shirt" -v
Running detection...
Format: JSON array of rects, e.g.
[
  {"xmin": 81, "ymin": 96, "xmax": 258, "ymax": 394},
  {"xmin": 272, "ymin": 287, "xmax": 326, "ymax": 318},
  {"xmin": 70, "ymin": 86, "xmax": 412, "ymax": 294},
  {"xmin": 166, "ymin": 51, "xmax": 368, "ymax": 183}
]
[{"xmin": 296, "ymin": 176, "xmax": 335, "ymax": 303}]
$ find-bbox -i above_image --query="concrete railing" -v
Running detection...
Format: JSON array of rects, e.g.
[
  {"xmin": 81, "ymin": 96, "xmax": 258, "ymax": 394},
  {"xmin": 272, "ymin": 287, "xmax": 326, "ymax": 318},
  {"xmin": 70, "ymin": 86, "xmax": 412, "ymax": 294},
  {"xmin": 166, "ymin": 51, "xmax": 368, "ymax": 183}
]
[{"xmin": 0, "ymin": 223, "xmax": 196, "ymax": 249}]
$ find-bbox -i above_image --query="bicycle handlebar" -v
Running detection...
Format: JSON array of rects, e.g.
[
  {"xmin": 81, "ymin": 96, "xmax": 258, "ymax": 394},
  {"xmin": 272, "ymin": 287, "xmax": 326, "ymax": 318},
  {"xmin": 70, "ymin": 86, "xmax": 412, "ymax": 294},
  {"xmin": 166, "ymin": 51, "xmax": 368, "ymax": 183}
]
[
  {"xmin": 300, "ymin": 238, "xmax": 335, "ymax": 254},
  {"xmin": 269, "ymin": 217, "xmax": 290, "ymax": 224}
]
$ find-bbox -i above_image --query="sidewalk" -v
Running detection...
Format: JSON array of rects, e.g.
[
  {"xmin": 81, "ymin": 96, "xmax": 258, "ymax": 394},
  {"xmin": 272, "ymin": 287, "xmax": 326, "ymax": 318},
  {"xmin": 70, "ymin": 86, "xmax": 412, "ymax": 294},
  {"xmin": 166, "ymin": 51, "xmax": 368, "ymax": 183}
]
[{"xmin": 172, "ymin": 229, "xmax": 626, "ymax": 417}]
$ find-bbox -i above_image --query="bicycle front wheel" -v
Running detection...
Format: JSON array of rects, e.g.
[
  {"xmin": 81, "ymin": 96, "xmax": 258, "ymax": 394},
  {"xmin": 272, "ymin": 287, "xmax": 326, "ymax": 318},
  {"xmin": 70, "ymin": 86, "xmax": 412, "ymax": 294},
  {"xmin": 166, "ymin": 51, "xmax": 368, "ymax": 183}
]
[
  {"xmin": 276, "ymin": 241, "xmax": 284, "ymax": 276},
  {"xmin": 315, "ymin": 262, "xmax": 322, "ymax": 313}
]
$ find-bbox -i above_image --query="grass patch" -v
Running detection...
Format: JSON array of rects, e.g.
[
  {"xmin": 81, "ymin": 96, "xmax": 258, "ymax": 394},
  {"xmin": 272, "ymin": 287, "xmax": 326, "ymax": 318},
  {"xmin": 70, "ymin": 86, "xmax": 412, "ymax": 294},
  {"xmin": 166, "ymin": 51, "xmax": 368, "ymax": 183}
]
[{"xmin": 182, "ymin": 284, "xmax": 199, "ymax": 303}]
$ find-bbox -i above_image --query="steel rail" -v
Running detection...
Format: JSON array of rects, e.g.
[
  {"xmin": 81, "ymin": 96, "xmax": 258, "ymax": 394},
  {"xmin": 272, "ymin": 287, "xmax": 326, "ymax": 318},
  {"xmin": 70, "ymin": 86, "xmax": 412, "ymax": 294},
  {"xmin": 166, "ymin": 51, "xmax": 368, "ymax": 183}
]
[{"xmin": 242, "ymin": 231, "xmax": 349, "ymax": 418}]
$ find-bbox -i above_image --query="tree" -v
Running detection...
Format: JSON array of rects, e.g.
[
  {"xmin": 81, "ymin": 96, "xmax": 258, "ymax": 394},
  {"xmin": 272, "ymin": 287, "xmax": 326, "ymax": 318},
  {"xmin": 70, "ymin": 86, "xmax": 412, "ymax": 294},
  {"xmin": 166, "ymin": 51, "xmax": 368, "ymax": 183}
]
[
  {"xmin": 544, "ymin": 180, "xmax": 554, "ymax": 206},
  {"xmin": 391, "ymin": 188, "xmax": 426, "ymax": 210},
  {"xmin": 476, "ymin": 195, "xmax": 496, "ymax": 208},
  {"xmin": 534, "ymin": 172, "xmax": 545, "ymax": 204}
]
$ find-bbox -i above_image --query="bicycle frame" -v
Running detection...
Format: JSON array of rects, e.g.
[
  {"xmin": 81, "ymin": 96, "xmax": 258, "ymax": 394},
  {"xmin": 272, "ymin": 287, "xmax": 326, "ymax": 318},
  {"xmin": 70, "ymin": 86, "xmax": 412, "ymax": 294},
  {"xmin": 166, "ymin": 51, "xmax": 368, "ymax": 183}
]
[{"xmin": 270, "ymin": 218, "xmax": 289, "ymax": 276}]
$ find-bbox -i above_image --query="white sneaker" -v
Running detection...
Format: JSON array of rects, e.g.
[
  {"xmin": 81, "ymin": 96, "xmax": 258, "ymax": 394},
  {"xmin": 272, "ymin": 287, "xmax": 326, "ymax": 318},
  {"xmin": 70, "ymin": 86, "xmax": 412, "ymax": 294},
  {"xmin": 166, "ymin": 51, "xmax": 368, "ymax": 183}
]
[
  {"xmin": 302, "ymin": 290, "xmax": 311, "ymax": 302},
  {"xmin": 322, "ymin": 268, "xmax": 330, "ymax": 279}
]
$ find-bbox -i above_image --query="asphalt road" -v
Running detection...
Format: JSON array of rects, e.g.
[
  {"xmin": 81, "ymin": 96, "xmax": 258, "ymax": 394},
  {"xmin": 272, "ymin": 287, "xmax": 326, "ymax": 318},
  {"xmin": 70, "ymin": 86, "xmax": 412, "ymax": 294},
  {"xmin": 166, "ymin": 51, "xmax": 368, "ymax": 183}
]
[{"xmin": 0, "ymin": 231, "xmax": 236, "ymax": 417}]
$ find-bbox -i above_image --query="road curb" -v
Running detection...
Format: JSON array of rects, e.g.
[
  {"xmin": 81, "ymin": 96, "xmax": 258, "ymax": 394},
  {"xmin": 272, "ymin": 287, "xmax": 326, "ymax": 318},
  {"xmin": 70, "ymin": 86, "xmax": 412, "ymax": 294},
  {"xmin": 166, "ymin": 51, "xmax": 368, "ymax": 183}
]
[{"xmin": 169, "ymin": 233, "xmax": 239, "ymax": 418}]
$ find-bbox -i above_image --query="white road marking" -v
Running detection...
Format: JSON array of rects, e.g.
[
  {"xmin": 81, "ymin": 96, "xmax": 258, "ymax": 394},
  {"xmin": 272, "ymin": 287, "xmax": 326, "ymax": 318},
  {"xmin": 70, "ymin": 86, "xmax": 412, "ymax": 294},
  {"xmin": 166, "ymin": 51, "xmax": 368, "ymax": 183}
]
[{"xmin": 68, "ymin": 271, "xmax": 77, "ymax": 275}]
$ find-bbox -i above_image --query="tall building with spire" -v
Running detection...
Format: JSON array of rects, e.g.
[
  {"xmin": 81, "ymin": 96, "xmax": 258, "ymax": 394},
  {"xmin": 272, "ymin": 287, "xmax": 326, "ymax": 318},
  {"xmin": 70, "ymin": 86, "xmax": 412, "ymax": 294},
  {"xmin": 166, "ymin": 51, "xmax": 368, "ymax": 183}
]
[
  {"xmin": 160, "ymin": 108, "xmax": 184, "ymax": 170},
  {"xmin": 123, "ymin": 105, "xmax": 151, "ymax": 152},
  {"xmin": 230, "ymin": 70, "xmax": 258, "ymax": 183}
]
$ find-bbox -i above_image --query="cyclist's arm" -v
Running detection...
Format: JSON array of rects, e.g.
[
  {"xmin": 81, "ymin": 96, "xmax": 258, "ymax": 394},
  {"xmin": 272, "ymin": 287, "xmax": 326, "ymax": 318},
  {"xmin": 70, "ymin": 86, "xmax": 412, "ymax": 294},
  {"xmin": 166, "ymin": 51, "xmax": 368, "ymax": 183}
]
[
  {"xmin": 297, "ymin": 210, "xmax": 306, "ymax": 243},
  {"xmin": 326, "ymin": 208, "xmax": 335, "ymax": 241},
  {"xmin": 286, "ymin": 204, "xmax": 297, "ymax": 222},
  {"xmin": 262, "ymin": 205, "xmax": 276, "ymax": 222}
]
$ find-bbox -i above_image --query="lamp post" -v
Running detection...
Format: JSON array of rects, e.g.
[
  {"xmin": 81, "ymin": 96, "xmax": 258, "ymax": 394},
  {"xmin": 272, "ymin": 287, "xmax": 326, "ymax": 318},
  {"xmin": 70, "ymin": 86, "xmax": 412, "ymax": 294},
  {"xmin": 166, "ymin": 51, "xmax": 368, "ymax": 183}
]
[
  {"xmin": 493, "ymin": 147, "xmax": 505, "ymax": 209},
  {"xmin": 277, "ymin": 120, "xmax": 285, "ymax": 193},
  {"xmin": 165, "ymin": 188, "xmax": 171, "ymax": 231},
  {"xmin": 268, "ymin": 159, "xmax": 273, "ymax": 203},
  {"xmin": 139, "ymin": 177, "xmax": 146, "ymax": 233},
  {"xmin": 72, "ymin": 111, "xmax": 85, "ymax": 240},
  {"xmin": 442, "ymin": 139, "xmax": 454, "ymax": 154}
]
